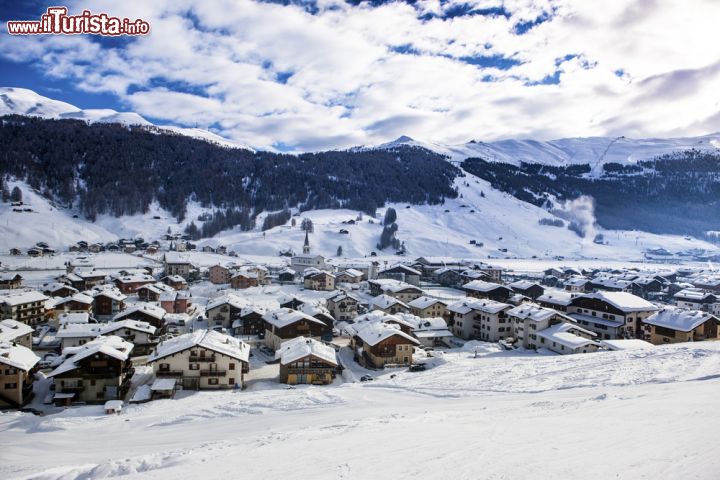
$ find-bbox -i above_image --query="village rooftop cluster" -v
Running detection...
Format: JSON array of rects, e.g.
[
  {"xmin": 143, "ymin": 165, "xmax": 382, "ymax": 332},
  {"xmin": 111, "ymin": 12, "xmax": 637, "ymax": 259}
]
[{"xmin": 1, "ymin": 231, "xmax": 719, "ymax": 413}]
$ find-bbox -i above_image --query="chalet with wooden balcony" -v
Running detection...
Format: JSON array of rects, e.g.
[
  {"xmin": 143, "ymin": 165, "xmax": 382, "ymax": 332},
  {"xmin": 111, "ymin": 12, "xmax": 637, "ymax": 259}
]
[
  {"xmin": 90, "ymin": 287, "xmax": 127, "ymax": 319},
  {"xmin": 137, "ymin": 282, "xmax": 175, "ymax": 302},
  {"xmin": 147, "ymin": 330, "xmax": 250, "ymax": 390},
  {"xmin": 508, "ymin": 280, "xmax": 545, "ymax": 300},
  {"xmin": 642, "ymin": 307, "xmax": 720, "ymax": 345},
  {"xmin": 334, "ymin": 269, "xmax": 364, "ymax": 284},
  {"xmin": 262, "ymin": 308, "xmax": 330, "ymax": 350},
  {"xmin": 326, "ymin": 292, "xmax": 360, "ymax": 321},
  {"xmin": 113, "ymin": 303, "xmax": 167, "ymax": 329},
  {"xmin": 159, "ymin": 290, "xmax": 192, "ymax": 314},
  {"xmin": 101, "ymin": 320, "xmax": 157, "ymax": 356},
  {"xmin": 42, "ymin": 282, "xmax": 79, "ymax": 298},
  {"xmin": 303, "ymin": 269, "xmax": 336, "ymax": 291},
  {"xmin": 58, "ymin": 270, "xmax": 108, "ymax": 291},
  {"xmin": 568, "ymin": 291, "xmax": 658, "ymax": 340},
  {"xmin": 378, "ymin": 264, "xmax": 421, "ymax": 286},
  {"xmin": 346, "ymin": 321, "xmax": 419, "ymax": 369},
  {"xmin": 368, "ymin": 279, "xmax": 423, "ymax": 303},
  {"xmin": 113, "ymin": 273, "xmax": 156, "ymax": 294},
  {"xmin": 162, "ymin": 275, "xmax": 188, "ymax": 290},
  {"xmin": 55, "ymin": 292, "xmax": 94, "ymax": 315},
  {"xmin": 230, "ymin": 271, "xmax": 259, "ymax": 289},
  {"xmin": 0, "ymin": 273, "xmax": 23, "ymax": 290},
  {"xmin": 0, "ymin": 342, "xmax": 39, "ymax": 408},
  {"xmin": 49, "ymin": 336, "xmax": 134, "ymax": 405},
  {"xmin": 463, "ymin": 280, "xmax": 513, "ymax": 302},
  {"xmin": 369, "ymin": 294, "xmax": 410, "ymax": 315},
  {"xmin": 276, "ymin": 337, "xmax": 338, "ymax": 385},
  {"xmin": 408, "ymin": 296, "xmax": 448, "ymax": 319},
  {"xmin": 0, "ymin": 290, "xmax": 49, "ymax": 326},
  {"xmin": 206, "ymin": 293, "xmax": 247, "ymax": 330}
]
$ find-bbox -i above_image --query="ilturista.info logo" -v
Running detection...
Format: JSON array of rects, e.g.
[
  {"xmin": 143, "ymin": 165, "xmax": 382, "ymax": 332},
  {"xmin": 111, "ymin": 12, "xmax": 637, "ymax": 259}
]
[{"xmin": 6, "ymin": 6, "xmax": 150, "ymax": 36}]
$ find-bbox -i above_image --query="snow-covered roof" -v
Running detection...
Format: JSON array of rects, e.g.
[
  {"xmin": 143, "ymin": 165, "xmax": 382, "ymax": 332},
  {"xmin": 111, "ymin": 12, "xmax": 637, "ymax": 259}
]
[
  {"xmin": 599, "ymin": 339, "xmax": 654, "ymax": 351},
  {"xmin": 262, "ymin": 308, "xmax": 326, "ymax": 329},
  {"xmin": 408, "ymin": 296, "xmax": 446, "ymax": 309},
  {"xmin": 298, "ymin": 302, "xmax": 333, "ymax": 319},
  {"xmin": 101, "ymin": 320, "xmax": 157, "ymax": 336},
  {"xmin": 563, "ymin": 277, "xmax": 589, "ymax": 287},
  {"xmin": 537, "ymin": 323, "xmax": 598, "ymax": 350},
  {"xmin": 447, "ymin": 298, "xmax": 511, "ymax": 314},
  {"xmin": 673, "ymin": 288, "xmax": 717, "ymax": 303},
  {"xmin": 369, "ymin": 294, "xmax": 409, "ymax": 310},
  {"xmin": 58, "ymin": 312, "xmax": 90, "ymax": 325},
  {"xmin": 507, "ymin": 303, "xmax": 567, "ymax": 323},
  {"xmin": 369, "ymin": 278, "xmax": 422, "ymax": 293},
  {"xmin": 0, "ymin": 319, "xmax": 33, "ymax": 343},
  {"xmin": 55, "ymin": 323, "xmax": 102, "ymax": 339},
  {"xmin": 0, "ymin": 290, "xmax": 49, "ymax": 306},
  {"xmin": 275, "ymin": 337, "xmax": 337, "ymax": 366},
  {"xmin": 49, "ymin": 335, "xmax": 133, "ymax": 377},
  {"xmin": 114, "ymin": 274, "xmax": 155, "ymax": 284},
  {"xmin": 379, "ymin": 264, "xmax": 421, "ymax": 276},
  {"xmin": 568, "ymin": 312, "xmax": 624, "ymax": 328},
  {"xmin": 575, "ymin": 291, "xmax": 658, "ymax": 312},
  {"xmin": 148, "ymin": 330, "xmax": 249, "ymax": 363},
  {"xmin": 138, "ymin": 282, "xmax": 175, "ymax": 296},
  {"xmin": 113, "ymin": 303, "xmax": 166, "ymax": 321},
  {"xmin": 0, "ymin": 342, "xmax": 39, "ymax": 371},
  {"xmin": 206, "ymin": 293, "xmax": 248, "ymax": 311},
  {"xmin": 337, "ymin": 268, "xmax": 364, "ymax": 278},
  {"xmin": 537, "ymin": 290, "xmax": 574, "ymax": 306},
  {"xmin": 345, "ymin": 321, "xmax": 419, "ymax": 347},
  {"xmin": 56, "ymin": 292, "xmax": 93, "ymax": 306},
  {"xmin": 643, "ymin": 307, "xmax": 716, "ymax": 332},
  {"xmin": 151, "ymin": 378, "xmax": 177, "ymax": 391},
  {"xmin": 509, "ymin": 280, "xmax": 541, "ymax": 290},
  {"xmin": 463, "ymin": 280, "xmax": 508, "ymax": 292},
  {"xmin": 0, "ymin": 272, "xmax": 22, "ymax": 281},
  {"xmin": 44, "ymin": 282, "xmax": 78, "ymax": 294},
  {"xmin": 91, "ymin": 286, "xmax": 127, "ymax": 302}
]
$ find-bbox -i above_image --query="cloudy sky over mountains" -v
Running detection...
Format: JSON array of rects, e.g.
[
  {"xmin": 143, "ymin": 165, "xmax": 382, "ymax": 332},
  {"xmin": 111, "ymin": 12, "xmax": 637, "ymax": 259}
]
[{"xmin": 2, "ymin": 0, "xmax": 719, "ymax": 151}]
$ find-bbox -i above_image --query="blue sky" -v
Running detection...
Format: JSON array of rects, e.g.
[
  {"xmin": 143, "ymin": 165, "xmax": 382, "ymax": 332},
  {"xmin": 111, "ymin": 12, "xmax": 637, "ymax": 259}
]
[{"xmin": 1, "ymin": 0, "xmax": 719, "ymax": 151}]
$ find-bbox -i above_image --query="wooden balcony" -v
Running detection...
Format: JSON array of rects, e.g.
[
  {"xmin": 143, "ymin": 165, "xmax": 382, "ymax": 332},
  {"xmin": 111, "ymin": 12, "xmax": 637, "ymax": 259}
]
[
  {"xmin": 189, "ymin": 355, "xmax": 216, "ymax": 362},
  {"xmin": 156, "ymin": 370, "xmax": 184, "ymax": 377},
  {"xmin": 200, "ymin": 370, "xmax": 226, "ymax": 377}
]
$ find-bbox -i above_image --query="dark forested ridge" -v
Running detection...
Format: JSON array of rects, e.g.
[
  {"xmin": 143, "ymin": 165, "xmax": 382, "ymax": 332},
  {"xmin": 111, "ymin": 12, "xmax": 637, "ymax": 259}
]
[
  {"xmin": 0, "ymin": 115, "xmax": 459, "ymax": 230},
  {"xmin": 462, "ymin": 151, "xmax": 720, "ymax": 236}
]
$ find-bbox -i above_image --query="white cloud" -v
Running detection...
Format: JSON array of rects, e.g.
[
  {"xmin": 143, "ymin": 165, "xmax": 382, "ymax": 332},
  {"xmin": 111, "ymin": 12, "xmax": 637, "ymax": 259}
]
[{"xmin": 2, "ymin": 0, "xmax": 719, "ymax": 150}]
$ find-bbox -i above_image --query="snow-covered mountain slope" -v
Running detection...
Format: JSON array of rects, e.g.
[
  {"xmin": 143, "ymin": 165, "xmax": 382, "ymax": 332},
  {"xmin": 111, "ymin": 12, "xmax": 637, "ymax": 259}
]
[
  {"xmin": 2, "ymin": 342, "xmax": 719, "ymax": 479},
  {"xmin": 2, "ymin": 173, "xmax": 718, "ymax": 260},
  {"xmin": 0, "ymin": 87, "xmax": 251, "ymax": 150},
  {"xmin": 367, "ymin": 132, "xmax": 720, "ymax": 167}
]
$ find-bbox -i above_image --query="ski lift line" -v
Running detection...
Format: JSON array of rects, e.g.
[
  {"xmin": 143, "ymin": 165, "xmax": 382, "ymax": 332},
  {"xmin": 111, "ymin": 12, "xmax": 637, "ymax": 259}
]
[{"xmin": 590, "ymin": 136, "xmax": 626, "ymax": 173}]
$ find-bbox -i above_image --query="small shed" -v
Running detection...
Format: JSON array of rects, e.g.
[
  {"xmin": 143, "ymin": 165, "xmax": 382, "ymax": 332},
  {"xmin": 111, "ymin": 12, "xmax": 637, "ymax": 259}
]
[{"xmin": 104, "ymin": 400, "xmax": 124, "ymax": 414}]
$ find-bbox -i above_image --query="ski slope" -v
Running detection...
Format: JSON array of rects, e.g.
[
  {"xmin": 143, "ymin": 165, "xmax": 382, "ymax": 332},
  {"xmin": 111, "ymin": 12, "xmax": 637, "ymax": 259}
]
[
  {"xmin": 2, "ymin": 173, "xmax": 718, "ymax": 261},
  {"xmin": 1, "ymin": 342, "xmax": 718, "ymax": 480}
]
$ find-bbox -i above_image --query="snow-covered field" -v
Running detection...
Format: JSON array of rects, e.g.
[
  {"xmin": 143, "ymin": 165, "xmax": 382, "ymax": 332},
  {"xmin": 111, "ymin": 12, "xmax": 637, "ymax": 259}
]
[{"xmin": 2, "ymin": 342, "xmax": 719, "ymax": 480}]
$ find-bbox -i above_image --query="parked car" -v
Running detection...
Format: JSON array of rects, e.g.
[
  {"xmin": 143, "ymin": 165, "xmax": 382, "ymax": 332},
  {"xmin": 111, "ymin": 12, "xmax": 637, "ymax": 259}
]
[
  {"xmin": 360, "ymin": 375, "xmax": 374, "ymax": 382},
  {"xmin": 409, "ymin": 363, "xmax": 427, "ymax": 372}
]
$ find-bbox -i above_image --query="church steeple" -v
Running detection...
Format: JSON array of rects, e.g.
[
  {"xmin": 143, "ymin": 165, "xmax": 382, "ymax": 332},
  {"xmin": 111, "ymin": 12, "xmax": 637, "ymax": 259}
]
[{"xmin": 303, "ymin": 230, "xmax": 310, "ymax": 254}]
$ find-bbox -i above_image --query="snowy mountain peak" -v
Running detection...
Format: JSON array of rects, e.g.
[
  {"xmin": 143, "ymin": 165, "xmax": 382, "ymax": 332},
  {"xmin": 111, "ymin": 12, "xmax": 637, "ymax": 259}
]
[{"xmin": 0, "ymin": 87, "xmax": 253, "ymax": 151}]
